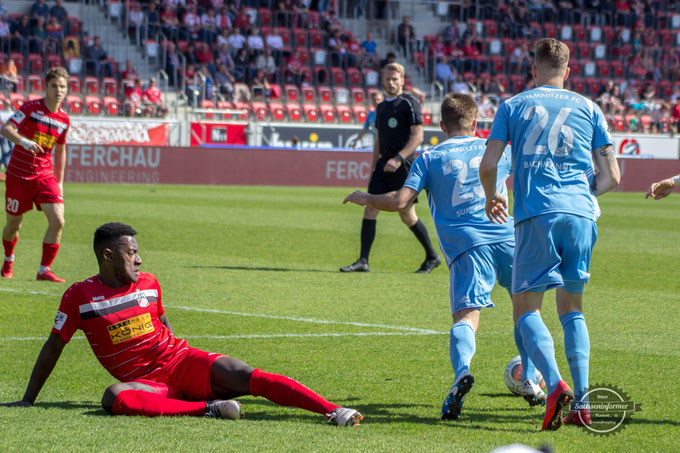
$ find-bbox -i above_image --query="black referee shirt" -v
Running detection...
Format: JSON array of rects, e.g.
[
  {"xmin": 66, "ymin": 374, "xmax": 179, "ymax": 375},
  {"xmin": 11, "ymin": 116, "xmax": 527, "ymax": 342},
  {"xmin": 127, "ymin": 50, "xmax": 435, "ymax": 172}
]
[{"xmin": 375, "ymin": 93, "xmax": 423, "ymax": 160}]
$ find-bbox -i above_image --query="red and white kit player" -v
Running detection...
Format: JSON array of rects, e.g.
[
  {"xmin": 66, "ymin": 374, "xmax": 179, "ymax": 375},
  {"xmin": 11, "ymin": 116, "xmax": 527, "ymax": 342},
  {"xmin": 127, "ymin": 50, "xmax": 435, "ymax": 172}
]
[{"xmin": 1, "ymin": 66, "xmax": 70, "ymax": 282}]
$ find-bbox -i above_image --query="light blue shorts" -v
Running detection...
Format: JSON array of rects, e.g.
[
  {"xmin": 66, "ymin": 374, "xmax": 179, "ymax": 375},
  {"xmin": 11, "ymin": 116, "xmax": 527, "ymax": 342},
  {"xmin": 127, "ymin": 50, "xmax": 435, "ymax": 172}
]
[
  {"xmin": 512, "ymin": 213, "xmax": 597, "ymax": 294},
  {"xmin": 450, "ymin": 241, "xmax": 513, "ymax": 315}
]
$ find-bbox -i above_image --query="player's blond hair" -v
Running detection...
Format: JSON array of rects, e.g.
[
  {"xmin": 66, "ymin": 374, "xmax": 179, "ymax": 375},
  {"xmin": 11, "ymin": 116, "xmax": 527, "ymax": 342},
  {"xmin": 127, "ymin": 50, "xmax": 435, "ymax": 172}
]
[
  {"xmin": 46, "ymin": 66, "xmax": 69, "ymax": 84},
  {"xmin": 440, "ymin": 93, "xmax": 477, "ymax": 132},
  {"xmin": 534, "ymin": 38, "xmax": 570, "ymax": 71},
  {"xmin": 383, "ymin": 62, "xmax": 405, "ymax": 76}
]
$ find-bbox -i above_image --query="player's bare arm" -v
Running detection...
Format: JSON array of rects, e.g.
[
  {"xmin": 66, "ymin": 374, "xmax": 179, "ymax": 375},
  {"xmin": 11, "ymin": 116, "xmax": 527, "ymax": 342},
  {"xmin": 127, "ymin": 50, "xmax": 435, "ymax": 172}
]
[
  {"xmin": 0, "ymin": 121, "xmax": 41, "ymax": 155},
  {"xmin": 159, "ymin": 313, "xmax": 174, "ymax": 334},
  {"xmin": 54, "ymin": 143, "xmax": 66, "ymax": 193},
  {"xmin": 480, "ymin": 139, "xmax": 509, "ymax": 224},
  {"xmin": 343, "ymin": 187, "xmax": 417, "ymax": 211},
  {"xmin": 590, "ymin": 144, "xmax": 620, "ymax": 197},
  {"xmin": 645, "ymin": 174, "xmax": 680, "ymax": 200},
  {"xmin": 384, "ymin": 125, "xmax": 423, "ymax": 173},
  {"xmin": 2, "ymin": 334, "xmax": 66, "ymax": 407}
]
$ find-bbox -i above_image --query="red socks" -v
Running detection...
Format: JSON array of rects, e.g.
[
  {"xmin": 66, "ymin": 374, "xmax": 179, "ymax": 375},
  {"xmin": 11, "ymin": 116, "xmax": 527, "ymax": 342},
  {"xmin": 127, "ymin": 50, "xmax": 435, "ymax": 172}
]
[
  {"xmin": 41, "ymin": 243, "xmax": 60, "ymax": 267},
  {"xmin": 249, "ymin": 368, "xmax": 340, "ymax": 415},
  {"xmin": 3, "ymin": 237, "xmax": 18, "ymax": 258},
  {"xmin": 112, "ymin": 390, "xmax": 207, "ymax": 417}
]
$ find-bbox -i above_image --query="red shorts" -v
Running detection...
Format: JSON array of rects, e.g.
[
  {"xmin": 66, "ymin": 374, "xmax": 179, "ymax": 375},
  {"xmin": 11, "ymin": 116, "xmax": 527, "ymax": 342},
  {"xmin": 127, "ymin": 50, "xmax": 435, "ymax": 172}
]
[
  {"xmin": 128, "ymin": 347, "xmax": 226, "ymax": 401},
  {"xmin": 4, "ymin": 174, "xmax": 63, "ymax": 215}
]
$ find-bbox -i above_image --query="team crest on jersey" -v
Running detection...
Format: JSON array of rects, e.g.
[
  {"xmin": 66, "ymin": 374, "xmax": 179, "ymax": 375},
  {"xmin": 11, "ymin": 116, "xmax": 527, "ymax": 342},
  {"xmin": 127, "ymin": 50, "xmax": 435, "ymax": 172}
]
[
  {"xmin": 388, "ymin": 117, "xmax": 398, "ymax": 128},
  {"xmin": 53, "ymin": 310, "xmax": 67, "ymax": 330},
  {"xmin": 11, "ymin": 110, "xmax": 25, "ymax": 123},
  {"xmin": 136, "ymin": 290, "xmax": 149, "ymax": 307}
]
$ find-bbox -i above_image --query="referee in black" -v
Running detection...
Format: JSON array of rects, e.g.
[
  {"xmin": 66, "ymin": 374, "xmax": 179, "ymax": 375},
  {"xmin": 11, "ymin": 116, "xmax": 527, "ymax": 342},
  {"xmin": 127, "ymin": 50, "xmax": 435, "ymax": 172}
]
[{"xmin": 341, "ymin": 62, "xmax": 441, "ymax": 273}]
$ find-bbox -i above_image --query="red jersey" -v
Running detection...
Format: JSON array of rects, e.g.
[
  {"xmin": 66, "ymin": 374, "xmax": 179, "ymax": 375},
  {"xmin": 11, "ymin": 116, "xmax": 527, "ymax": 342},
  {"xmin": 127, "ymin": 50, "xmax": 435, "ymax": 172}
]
[
  {"xmin": 6, "ymin": 99, "xmax": 70, "ymax": 180},
  {"xmin": 143, "ymin": 87, "xmax": 163, "ymax": 105},
  {"xmin": 51, "ymin": 272, "xmax": 189, "ymax": 382}
]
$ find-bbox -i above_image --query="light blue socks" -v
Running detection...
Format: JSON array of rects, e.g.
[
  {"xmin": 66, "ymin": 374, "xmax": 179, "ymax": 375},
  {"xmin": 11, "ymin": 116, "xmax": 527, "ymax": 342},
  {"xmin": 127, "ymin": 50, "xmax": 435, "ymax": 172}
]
[
  {"xmin": 560, "ymin": 311, "xmax": 590, "ymax": 409},
  {"xmin": 450, "ymin": 321, "xmax": 476, "ymax": 379},
  {"xmin": 514, "ymin": 325, "xmax": 537, "ymax": 383},
  {"xmin": 517, "ymin": 311, "xmax": 562, "ymax": 395}
]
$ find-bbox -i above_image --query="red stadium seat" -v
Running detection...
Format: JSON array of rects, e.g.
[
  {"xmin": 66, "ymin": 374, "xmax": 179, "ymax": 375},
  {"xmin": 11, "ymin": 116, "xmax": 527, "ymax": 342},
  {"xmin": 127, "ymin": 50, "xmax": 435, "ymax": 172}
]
[
  {"xmin": 585, "ymin": 77, "xmax": 600, "ymax": 95},
  {"xmin": 347, "ymin": 67, "xmax": 362, "ymax": 87},
  {"xmin": 27, "ymin": 93, "xmax": 41, "ymax": 102},
  {"xmin": 28, "ymin": 53, "xmax": 43, "ymax": 73},
  {"xmin": 569, "ymin": 60, "xmax": 581, "ymax": 76},
  {"xmin": 269, "ymin": 102, "xmax": 285, "ymax": 121},
  {"xmin": 200, "ymin": 100, "xmax": 215, "ymax": 118},
  {"xmin": 495, "ymin": 74, "xmax": 509, "ymax": 91},
  {"xmin": 577, "ymin": 42, "xmax": 591, "ymax": 59},
  {"xmin": 309, "ymin": 29, "xmax": 323, "ymax": 46},
  {"xmin": 257, "ymin": 8, "xmax": 272, "ymax": 26},
  {"xmin": 28, "ymin": 74, "xmax": 44, "ymax": 93},
  {"xmin": 69, "ymin": 77, "xmax": 82, "ymax": 94},
  {"xmin": 14, "ymin": 74, "xmax": 24, "ymax": 91},
  {"xmin": 337, "ymin": 105, "xmax": 352, "ymax": 123},
  {"xmin": 318, "ymin": 86, "xmax": 332, "ymax": 103},
  {"xmin": 596, "ymin": 60, "xmax": 610, "ymax": 77},
  {"xmin": 660, "ymin": 80, "xmax": 672, "ymax": 97},
  {"xmin": 543, "ymin": 22, "xmax": 557, "ymax": 39},
  {"xmin": 66, "ymin": 94, "xmax": 83, "ymax": 114},
  {"xmin": 307, "ymin": 10, "xmax": 320, "ymax": 28},
  {"xmin": 295, "ymin": 46, "xmax": 310, "ymax": 64},
  {"xmin": 510, "ymin": 74, "xmax": 524, "ymax": 93},
  {"xmin": 234, "ymin": 102, "xmax": 251, "ymax": 120},
  {"xmin": 102, "ymin": 77, "xmax": 118, "ymax": 96},
  {"xmin": 612, "ymin": 115, "xmax": 625, "ymax": 131},
  {"xmin": 602, "ymin": 25, "xmax": 616, "ymax": 42},
  {"xmin": 301, "ymin": 85, "xmax": 316, "ymax": 103},
  {"xmin": 286, "ymin": 103, "xmax": 302, "ymax": 121},
  {"xmin": 483, "ymin": 19, "xmax": 497, "ymax": 37},
  {"xmin": 10, "ymin": 52, "xmax": 25, "ymax": 71},
  {"xmin": 303, "ymin": 103, "xmax": 319, "ymax": 122},
  {"xmin": 216, "ymin": 100, "xmax": 234, "ymax": 119},
  {"xmin": 9, "ymin": 92, "xmax": 25, "ymax": 110},
  {"xmin": 103, "ymin": 96, "xmax": 120, "ymax": 116},
  {"xmin": 571, "ymin": 77, "xmax": 585, "ymax": 94},
  {"xmin": 330, "ymin": 67, "xmax": 345, "ymax": 86},
  {"xmin": 320, "ymin": 104, "xmax": 335, "ymax": 123},
  {"xmin": 293, "ymin": 28, "xmax": 307, "ymax": 46},
  {"xmin": 573, "ymin": 24, "xmax": 586, "ymax": 41},
  {"xmin": 502, "ymin": 38, "xmax": 516, "ymax": 55},
  {"xmin": 47, "ymin": 54, "xmax": 63, "ymax": 68},
  {"xmin": 284, "ymin": 84, "xmax": 299, "ymax": 102},
  {"xmin": 68, "ymin": 17, "xmax": 81, "ymax": 34},
  {"xmin": 611, "ymin": 60, "xmax": 624, "ymax": 77},
  {"xmin": 490, "ymin": 55, "xmax": 504, "ymax": 73},
  {"xmin": 350, "ymin": 87, "xmax": 366, "ymax": 105},
  {"xmin": 353, "ymin": 105, "xmax": 367, "ymax": 123},
  {"xmin": 85, "ymin": 95, "xmax": 103, "ymax": 115},
  {"xmin": 85, "ymin": 76, "xmax": 100, "ymax": 95},
  {"xmin": 422, "ymin": 109, "xmax": 432, "ymax": 126},
  {"xmin": 276, "ymin": 27, "xmax": 291, "ymax": 46},
  {"xmin": 252, "ymin": 101, "xmax": 268, "ymax": 120}
]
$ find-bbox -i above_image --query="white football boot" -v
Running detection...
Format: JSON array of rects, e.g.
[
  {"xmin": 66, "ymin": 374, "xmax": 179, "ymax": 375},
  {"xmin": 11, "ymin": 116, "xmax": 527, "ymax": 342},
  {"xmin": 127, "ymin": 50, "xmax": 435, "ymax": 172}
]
[
  {"xmin": 205, "ymin": 400, "xmax": 243, "ymax": 419},
  {"xmin": 327, "ymin": 407, "xmax": 363, "ymax": 426},
  {"xmin": 522, "ymin": 379, "xmax": 547, "ymax": 407}
]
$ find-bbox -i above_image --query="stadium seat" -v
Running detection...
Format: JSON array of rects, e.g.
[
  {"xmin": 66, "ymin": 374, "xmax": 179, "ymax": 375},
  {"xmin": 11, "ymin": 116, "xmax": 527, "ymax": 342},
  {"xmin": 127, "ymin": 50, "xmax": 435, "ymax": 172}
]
[
  {"xmin": 216, "ymin": 100, "xmax": 234, "ymax": 119},
  {"xmin": 543, "ymin": 22, "xmax": 557, "ymax": 39},
  {"xmin": 85, "ymin": 95, "xmax": 103, "ymax": 115},
  {"xmin": 14, "ymin": 74, "xmax": 24, "ymax": 92},
  {"xmin": 334, "ymin": 87, "xmax": 349, "ymax": 105},
  {"xmin": 583, "ymin": 61, "xmax": 596, "ymax": 77},
  {"xmin": 585, "ymin": 77, "xmax": 600, "ymax": 95},
  {"xmin": 318, "ymin": 86, "xmax": 332, "ymax": 103},
  {"xmin": 28, "ymin": 53, "xmax": 43, "ymax": 73},
  {"xmin": 589, "ymin": 26, "xmax": 602, "ymax": 42},
  {"xmin": 660, "ymin": 29, "xmax": 673, "ymax": 45},
  {"xmin": 66, "ymin": 95, "xmax": 83, "ymax": 114},
  {"xmin": 200, "ymin": 100, "xmax": 215, "ymax": 118},
  {"xmin": 337, "ymin": 105, "xmax": 352, "ymax": 123},
  {"xmin": 293, "ymin": 28, "xmax": 307, "ymax": 46},
  {"xmin": 330, "ymin": 67, "xmax": 345, "ymax": 86},
  {"xmin": 496, "ymin": 73, "xmax": 509, "ymax": 91},
  {"xmin": 415, "ymin": 52, "xmax": 426, "ymax": 73},
  {"xmin": 510, "ymin": 74, "xmax": 524, "ymax": 93},
  {"xmin": 353, "ymin": 105, "xmax": 367, "ymax": 123},
  {"xmin": 612, "ymin": 115, "xmax": 625, "ymax": 131},
  {"xmin": 103, "ymin": 96, "xmax": 120, "ymax": 116},
  {"xmin": 422, "ymin": 109, "xmax": 432, "ymax": 126},
  {"xmin": 47, "ymin": 54, "xmax": 63, "ymax": 68},
  {"xmin": 284, "ymin": 84, "xmax": 299, "ymax": 102},
  {"xmin": 569, "ymin": 60, "xmax": 581, "ymax": 76},
  {"xmin": 101, "ymin": 77, "xmax": 117, "ymax": 96},
  {"xmin": 9, "ymin": 92, "xmax": 25, "ymax": 110},
  {"xmin": 483, "ymin": 19, "xmax": 497, "ymax": 37},
  {"xmin": 234, "ymin": 101, "xmax": 251, "ymax": 120},
  {"xmin": 488, "ymin": 39, "xmax": 502, "ymax": 55},
  {"xmin": 573, "ymin": 24, "xmax": 586, "ymax": 41},
  {"xmin": 312, "ymin": 48, "xmax": 327, "ymax": 66},
  {"xmin": 286, "ymin": 103, "xmax": 302, "ymax": 121},
  {"xmin": 28, "ymin": 74, "xmax": 44, "ymax": 93},
  {"xmin": 258, "ymin": 7, "xmax": 272, "ymax": 26},
  {"xmin": 26, "ymin": 93, "xmax": 41, "ymax": 103},
  {"xmin": 69, "ymin": 77, "xmax": 82, "ymax": 94},
  {"xmin": 660, "ymin": 80, "xmax": 672, "ymax": 97},
  {"xmin": 302, "ymin": 86, "xmax": 316, "ymax": 103},
  {"xmin": 252, "ymin": 101, "xmax": 268, "ymax": 121},
  {"xmin": 577, "ymin": 42, "xmax": 591, "ymax": 59},
  {"xmin": 295, "ymin": 46, "xmax": 310, "ymax": 64},
  {"xmin": 303, "ymin": 103, "xmax": 319, "ymax": 122},
  {"xmin": 502, "ymin": 38, "xmax": 516, "ymax": 55},
  {"xmin": 269, "ymin": 102, "xmax": 285, "ymax": 121},
  {"xmin": 85, "ymin": 76, "xmax": 100, "ymax": 95},
  {"xmin": 593, "ymin": 44, "xmax": 606, "ymax": 60},
  {"xmin": 350, "ymin": 87, "xmax": 366, "ymax": 105},
  {"xmin": 307, "ymin": 10, "xmax": 320, "ymax": 28},
  {"xmin": 68, "ymin": 16, "xmax": 82, "ymax": 34},
  {"xmin": 313, "ymin": 65, "xmax": 328, "ymax": 84},
  {"xmin": 309, "ymin": 29, "xmax": 323, "ymax": 47},
  {"xmin": 10, "ymin": 53, "xmax": 25, "ymax": 71},
  {"xmin": 320, "ymin": 104, "xmax": 335, "ymax": 123},
  {"xmin": 560, "ymin": 25, "xmax": 573, "ymax": 41},
  {"xmin": 276, "ymin": 27, "xmax": 291, "ymax": 46},
  {"xmin": 596, "ymin": 60, "xmax": 610, "ymax": 77},
  {"xmin": 347, "ymin": 67, "xmax": 362, "ymax": 87},
  {"xmin": 490, "ymin": 55, "xmax": 504, "ymax": 73},
  {"xmin": 640, "ymin": 114, "xmax": 652, "ymax": 129},
  {"xmin": 571, "ymin": 76, "xmax": 585, "ymax": 93},
  {"xmin": 363, "ymin": 69, "xmax": 379, "ymax": 87},
  {"xmin": 602, "ymin": 25, "xmax": 616, "ymax": 42},
  {"xmin": 611, "ymin": 61, "xmax": 624, "ymax": 77}
]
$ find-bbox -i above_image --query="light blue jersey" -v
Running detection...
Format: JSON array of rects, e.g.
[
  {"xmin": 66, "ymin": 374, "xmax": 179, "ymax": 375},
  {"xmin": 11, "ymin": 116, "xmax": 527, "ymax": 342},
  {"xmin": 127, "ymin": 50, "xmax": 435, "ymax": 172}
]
[
  {"xmin": 363, "ymin": 110, "xmax": 377, "ymax": 137},
  {"xmin": 488, "ymin": 85, "xmax": 613, "ymax": 224},
  {"xmin": 404, "ymin": 136, "xmax": 514, "ymax": 266}
]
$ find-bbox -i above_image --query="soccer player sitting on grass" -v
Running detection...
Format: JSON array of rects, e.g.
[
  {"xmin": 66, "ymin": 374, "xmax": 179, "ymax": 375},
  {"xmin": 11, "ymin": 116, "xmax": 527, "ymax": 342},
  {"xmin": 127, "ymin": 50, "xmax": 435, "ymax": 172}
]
[
  {"xmin": 645, "ymin": 173, "xmax": 680, "ymax": 200},
  {"xmin": 480, "ymin": 38, "xmax": 620, "ymax": 431},
  {"xmin": 3, "ymin": 222, "xmax": 363, "ymax": 427},
  {"xmin": 343, "ymin": 93, "xmax": 545, "ymax": 420}
]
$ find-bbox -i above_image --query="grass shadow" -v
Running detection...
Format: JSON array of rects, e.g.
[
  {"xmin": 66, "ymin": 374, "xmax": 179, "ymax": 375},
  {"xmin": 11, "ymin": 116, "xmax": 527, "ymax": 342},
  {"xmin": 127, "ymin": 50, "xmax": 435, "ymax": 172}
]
[{"xmin": 188, "ymin": 265, "xmax": 333, "ymax": 273}]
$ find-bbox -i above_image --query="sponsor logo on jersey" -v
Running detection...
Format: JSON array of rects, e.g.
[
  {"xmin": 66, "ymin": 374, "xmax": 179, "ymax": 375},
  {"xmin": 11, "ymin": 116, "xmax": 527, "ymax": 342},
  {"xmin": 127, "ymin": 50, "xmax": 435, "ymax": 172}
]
[
  {"xmin": 107, "ymin": 313, "xmax": 154, "ymax": 344},
  {"xmin": 33, "ymin": 131, "xmax": 57, "ymax": 149},
  {"xmin": 92, "ymin": 295, "xmax": 105, "ymax": 301},
  {"xmin": 11, "ymin": 110, "xmax": 26, "ymax": 124},
  {"xmin": 53, "ymin": 310, "xmax": 67, "ymax": 330}
]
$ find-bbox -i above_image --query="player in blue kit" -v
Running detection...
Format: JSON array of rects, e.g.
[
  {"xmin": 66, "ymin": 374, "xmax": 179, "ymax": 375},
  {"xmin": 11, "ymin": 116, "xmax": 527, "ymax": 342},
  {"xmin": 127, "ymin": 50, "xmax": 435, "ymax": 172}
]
[
  {"xmin": 343, "ymin": 93, "xmax": 545, "ymax": 420},
  {"xmin": 480, "ymin": 38, "xmax": 620, "ymax": 431}
]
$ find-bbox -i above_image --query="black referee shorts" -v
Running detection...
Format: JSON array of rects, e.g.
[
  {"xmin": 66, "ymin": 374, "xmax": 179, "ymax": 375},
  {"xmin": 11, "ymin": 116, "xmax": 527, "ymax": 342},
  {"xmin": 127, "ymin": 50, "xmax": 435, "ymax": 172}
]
[{"xmin": 367, "ymin": 156, "xmax": 418, "ymax": 202}]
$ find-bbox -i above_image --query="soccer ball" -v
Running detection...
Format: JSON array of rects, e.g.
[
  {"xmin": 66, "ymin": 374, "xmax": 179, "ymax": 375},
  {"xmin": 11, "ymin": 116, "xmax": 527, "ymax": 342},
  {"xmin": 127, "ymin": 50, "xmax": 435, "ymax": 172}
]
[{"xmin": 504, "ymin": 355, "xmax": 546, "ymax": 395}]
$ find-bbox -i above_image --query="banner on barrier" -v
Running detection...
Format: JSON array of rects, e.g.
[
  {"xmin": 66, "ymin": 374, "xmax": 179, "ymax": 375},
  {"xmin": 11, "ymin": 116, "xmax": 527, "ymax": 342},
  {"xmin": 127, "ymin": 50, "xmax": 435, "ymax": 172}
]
[
  {"xmin": 190, "ymin": 122, "xmax": 247, "ymax": 146},
  {"xmin": 611, "ymin": 134, "xmax": 678, "ymax": 159},
  {"xmin": 70, "ymin": 119, "xmax": 169, "ymax": 146}
]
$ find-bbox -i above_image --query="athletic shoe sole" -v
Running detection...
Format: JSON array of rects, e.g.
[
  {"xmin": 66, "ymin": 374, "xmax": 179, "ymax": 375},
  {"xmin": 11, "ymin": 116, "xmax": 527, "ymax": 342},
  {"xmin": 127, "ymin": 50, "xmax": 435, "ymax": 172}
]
[
  {"xmin": 441, "ymin": 374, "xmax": 475, "ymax": 420},
  {"xmin": 542, "ymin": 385, "xmax": 574, "ymax": 431}
]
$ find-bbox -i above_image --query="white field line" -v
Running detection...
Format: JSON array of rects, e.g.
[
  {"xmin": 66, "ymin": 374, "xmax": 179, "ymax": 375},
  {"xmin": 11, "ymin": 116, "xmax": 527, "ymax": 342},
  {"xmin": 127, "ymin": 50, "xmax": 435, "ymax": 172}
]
[{"xmin": 0, "ymin": 288, "xmax": 445, "ymax": 340}]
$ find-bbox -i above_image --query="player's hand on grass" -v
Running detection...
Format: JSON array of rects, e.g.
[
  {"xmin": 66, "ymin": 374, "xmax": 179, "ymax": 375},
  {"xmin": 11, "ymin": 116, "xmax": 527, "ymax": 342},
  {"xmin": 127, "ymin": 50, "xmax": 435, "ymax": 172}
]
[
  {"xmin": 645, "ymin": 178, "xmax": 674, "ymax": 200},
  {"xmin": 2, "ymin": 400, "xmax": 33, "ymax": 407},
  {"xmin": 383, "ymin": 157, "xmax": 402, "ymax": 173},
  {"xmin": 485, "ymin": 192, "xmax": 508, "ymax": 224},
  {"xmin": 343, "ymin": 191, "xmax": 370, "ymax": 206}
]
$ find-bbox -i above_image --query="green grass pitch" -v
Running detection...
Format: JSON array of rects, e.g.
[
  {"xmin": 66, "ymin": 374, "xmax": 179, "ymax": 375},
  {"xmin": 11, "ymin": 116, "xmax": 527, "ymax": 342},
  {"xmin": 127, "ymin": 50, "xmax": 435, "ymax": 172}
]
[{"xmin": 0, "ymin": 183, "xmax": 678, "ymax": 452}]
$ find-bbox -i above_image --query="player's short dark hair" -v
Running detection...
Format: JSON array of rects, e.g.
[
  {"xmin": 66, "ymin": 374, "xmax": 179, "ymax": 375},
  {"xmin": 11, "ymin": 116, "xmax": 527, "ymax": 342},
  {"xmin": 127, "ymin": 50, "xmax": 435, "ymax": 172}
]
[
  {"xmin": 440, "ymin": 93, "xmax": 477, "ymax": 132},
  {"xmin": 93, "ymin": 223, "xmax": 137, "ymax": 261},
  {"xmin": 45, "ymin": 66, "xmax": 69, "ymax": 84},
  {"xmin": 534, "ymin": 38, "xmax": 570, "ymax": 71}
]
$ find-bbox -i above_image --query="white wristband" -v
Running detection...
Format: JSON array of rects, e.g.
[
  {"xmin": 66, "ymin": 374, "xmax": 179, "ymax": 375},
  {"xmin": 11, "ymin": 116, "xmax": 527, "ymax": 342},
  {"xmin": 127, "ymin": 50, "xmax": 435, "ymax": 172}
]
[
  {"xmin": 19, "ymin": 137, "xmax": 36, "ymax": 150},
  {"xmin": 672, "ymin": 175, "xmax": 680, "ymax": 187}
]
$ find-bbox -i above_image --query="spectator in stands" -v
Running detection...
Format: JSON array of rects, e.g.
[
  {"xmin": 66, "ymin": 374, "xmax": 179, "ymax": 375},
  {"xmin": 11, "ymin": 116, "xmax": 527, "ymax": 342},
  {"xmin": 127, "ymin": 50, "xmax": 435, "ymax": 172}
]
[
  {"xmin": 200, "ymin": 8, "xmax": 218, "ymax": 43},
  {"xmin": 216, "ymin": 27, "xmax": 230, "ymax": 48},
  {"xmin": 0, "ymin": 58, "xmax": 18, "ymax": 91},
  {"xmin": 128, "ymin": 3, "xmax": 145, "ymax": 43},
  {"xmin": 477, "ymin": 94, "xmax": 496, "ymax": 117},
  {"xmin": 121, "ymin": 59, "xmax": 139, "ymax": 81},
  {"xmin": 435, "ymin": 57, "xmax": 456, "ymax": 91},
  {"xmin": 252, "ymin": 68, "xmax": 272, "ymax": 99},
  {"xmin": 460, "ymin": 37, "xmax": 482, "ymax": 72},
  {"xmin": 285, "ymin": 49, "xmax": 304, "ymax": 85},
  {"xmin": 233, "ymin": 6, "xmax": 251, "ymax": 31},
  {"xmin": 323, "ymin": 9, "xmax": 342, "ymax": 34},
  {"xmin": 379, "ymin": 51, "xmax": 396, "ymax": 70},
  {"xmin": 442, "ymin": 18, "xmax": 462, "ymax": 46},
  {"xmin": 11, "ymin": 15, "xmax": 31, "ymax": 54},
  {"xmin": 233, "ymin": 47, "xmax": 250, "ymax": 82},
  {"xmin": 430, "ymin": 35, "xmax": 451, "ymax": 59},
  {"xmin": 255, "ymin": 48, "xmax": 277, "ymax": 80},
  {"xmin": 84, "ymin": 36, "xmax": 108, "ymax": 77},
  {"xmin": 672, "ymin": 100, "xmax": 680, "ymax": 132},
  {"xmin": 31, "ymin": 0, "xmax": 50, "ymax": 21},
  {"xmin": 181, "ymin": 4, "xmax": 201, "ymax": 41},
  {"xmin": 246, "ymin": 28, "xmax": 265, "ymax": 57},
  {"xmin": 486, "ymin": 76, "xmax": 505, "ymax": 95},
  {"xmin": 451, "ymin": 73, "xmax": 470, "ymax": 94},
  {"xmin": 216, "ymin": 6, "xmax": 232, "ymax": 29},
  {"xmin": 361, "ymin": 31, "xmax": 377, "ymax": 58},
  {"xmin": 228, "ymin": 28, "xmax": 246, "ymax": 51},
  {"xmin": 0, "ymin": 16, "xmax": 9, "ymax": 43},
  {"xmin": 265, "ymin": 28, "xmax": 284, "ymax": 54},
  {"xmin": 50, "ymin": 0, "xmax": 68, "ymax": 25},
  {"xmin": 124, "ymin": 78, "xmax": 144, "ymax": 117},
  {"xmin": 216, "ymin": 43, "xmax": 235, "ymax": 70},
  {"xmin": 45, "ymin": 15, "xmax": 64, "ymax": 42},
  {"xmin": 183, "ymin": 42, "xmax": 198, "ymax": 65},
  {"xmin": 397, "ymin": 16, "xmax": 415, "ymax": 58},
  {"xmin": 196, "ymin": 42, "xmax": 215, "ymax": 73},
  {"xmin": 28, "ymin": 15, "xmax": 46, "ymax": 54},
  {"xmin": 165, "ymin": 41, "xmax": 180, "ymax": 87},
  {"xmin": 161, "ymin": 5, "xmax": 179, "ymax": 41},
  {"xmin": 328, "ymin": 29, "xmax": 348, "ymax": 67},
  {"xmin": 0, "ymin": 99, "xmax": 12, "ymax": 171},
  {"xmin": 62, "ymin": 36, "xmax": 80, "ymax": 59},
  {"xmin": 142, "ymin": 77, "xmax": 168, "ymax": 117},
  {"xmin": 215, "ymin": 63, "xmax": 235, "ymax": 100},
  {"xmin": 0, "ymin": 1, "xmax": 7, "ymax": 20},
  {"xmin": 509, "ymin": 41, "xmax": 532, "ymax": 74},
  {"xmin": 198, "ymin": 65, "xmax": 216, "ymax": 100}
]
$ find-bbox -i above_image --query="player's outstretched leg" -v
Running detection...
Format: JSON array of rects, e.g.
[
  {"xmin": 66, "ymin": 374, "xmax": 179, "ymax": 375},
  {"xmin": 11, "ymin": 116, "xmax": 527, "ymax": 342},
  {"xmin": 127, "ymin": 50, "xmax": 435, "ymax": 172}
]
[
  {"xmin": 560, "ymin": 311, "xmax": 591, "ymax": 426},
  {"xmin": 103, "ymin": 383, "xmax": 217, "ymax": 417},
  {"xmin": 441, "ymin": 320, "xmax": 476, "ymax": 420},
  {"xmin": 514, "ymin": 325, "xmax": 546, "ymax": 407},
  {"xmin": 517, "ymin": 312, "xmax": 572, "ymax": 430}
]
